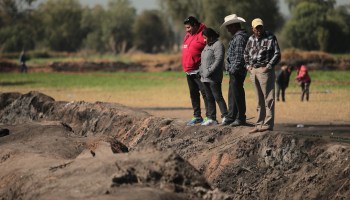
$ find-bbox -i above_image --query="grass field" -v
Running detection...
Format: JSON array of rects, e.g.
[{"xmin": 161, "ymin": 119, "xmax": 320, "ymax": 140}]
[{"xmin": 1, "ymin": 71, "xmax": 349, "ymax": 124}]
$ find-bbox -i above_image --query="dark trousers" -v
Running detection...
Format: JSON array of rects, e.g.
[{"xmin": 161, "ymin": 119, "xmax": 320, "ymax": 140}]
[
  {"xmin": 301, "ymin": 81, "xmax": 311, "ymax": 101},
  {"xmin": 20, "ymin": 63, "xmax": 27, "ymax": 73},
  {"xmin": 187, "ymin": 74, "xmax": 208, "ymax": 118},
  {"xmin": 226, "ymin": 74, "xmax": 246, "ymax": 122},
  {"xmin": 203, "ymin": 82, "xmax": 228, "ymax": 120},
  {"xmin": 276, "ymin": 84, "xmax": 286, "ymax": 101}
]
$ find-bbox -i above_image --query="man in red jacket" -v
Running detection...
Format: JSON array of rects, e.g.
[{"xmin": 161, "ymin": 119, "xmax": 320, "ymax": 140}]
[{"xmin": 182, "ymin": 16, "xmax": 208, "ymax": 126}]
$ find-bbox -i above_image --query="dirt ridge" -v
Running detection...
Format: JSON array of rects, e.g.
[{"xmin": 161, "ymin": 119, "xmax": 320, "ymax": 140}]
[{"xmin": 0, "ymin": 91, "xmax": 349, "ymax": 199}]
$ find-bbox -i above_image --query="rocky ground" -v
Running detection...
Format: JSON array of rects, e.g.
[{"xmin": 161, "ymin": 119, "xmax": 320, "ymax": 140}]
[{"xmin": 0, "ymin": 91, "xmax": 349, "ymax": 200}]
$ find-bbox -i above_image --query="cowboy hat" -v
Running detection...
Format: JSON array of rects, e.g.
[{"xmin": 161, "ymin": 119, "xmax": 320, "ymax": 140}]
[{"xmin": 221, "ymin": 14, "xmax": 246, "ymax": 27}]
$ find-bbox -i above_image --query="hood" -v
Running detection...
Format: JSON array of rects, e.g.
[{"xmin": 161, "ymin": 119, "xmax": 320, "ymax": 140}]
[{"xmin": 194, "ymin": 23, "xmax": 206, "ymax": 35}]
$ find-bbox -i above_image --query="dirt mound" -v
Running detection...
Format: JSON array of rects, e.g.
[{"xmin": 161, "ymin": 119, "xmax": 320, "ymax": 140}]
[
  {"xmin": 49, "ymin": 61, "xmax": 145, "ymax": 72},
  {"xmin": 0, "ymin": 59, "xmax": 20, "ymax": 72},
  {"xmin": 0, "ymin": 92, "xmax": 349, "ymax": 199},
  {"xmin": 0, "ymin": 59, "xmax": 179, "ymax": 73},
  {"xmin": 282, "ymin": 50, "xmax": 350, "ymax": 70}
]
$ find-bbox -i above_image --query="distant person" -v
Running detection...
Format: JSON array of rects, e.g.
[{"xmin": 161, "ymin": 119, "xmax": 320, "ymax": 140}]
[
  {"xmin": 244, "ymin": 18, "xmax": 281, "ymax": 133},
  {"xmin": 19, "ymin": 51, "xmax": 28, "ymax": 73},
  {"xmin": 182, "ymin": 16, "xmax": 209, "ymax": 126},
  {"xmin": 296, "ymin": 64, "xmax": 311, "ymax": 101},
  {"xmin": 276, "ymin": 63, "xmax": 292, "ymax": 102},
  {"xmin": 220, "ymin": 14, "xmax": 249, "ymax": 127},
  {"xmin": 199, "ymin": 28, "xmax": 228, "ymax": 126}
]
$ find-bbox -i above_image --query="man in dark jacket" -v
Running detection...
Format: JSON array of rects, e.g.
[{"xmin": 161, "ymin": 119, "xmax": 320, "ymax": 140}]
[
  {"xmin": 276, "ymin": 63, "xmax": 291, "ymax": 102},
  {"xmin": 221, "ymin": 14, "xmax": 249, "ymax": 126},
  {"xmin": 19, "ymin": 51, "xmax": 28, "ymax": 73}
]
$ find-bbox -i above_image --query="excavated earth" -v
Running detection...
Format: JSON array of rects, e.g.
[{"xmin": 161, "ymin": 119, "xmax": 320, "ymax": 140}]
[{"xmin": 0, "ymin": 91, "xmax": 349, "ymax": 200}]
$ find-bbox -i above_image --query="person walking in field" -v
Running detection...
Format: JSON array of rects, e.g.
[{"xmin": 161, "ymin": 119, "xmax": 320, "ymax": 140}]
[
  {"xmin": 19, "ymin": 50, "xmax": 28, "ymax": 73},
  {"xmin": 182, "ymin": 16, "xmax": 209, "ymax": 126},
  {"xmin": 296, "ymin": 63, "xmax": 311, "ymax": 101},
  {"xmin": 199, "ymin": 28, "xmax": 228, "ymax": 126},
  {"xmin": 276, "ymin": 62, "xmax": 292, "ymax": 102},
  {"xmin": 221, "ymin": 14, "xmax": 249, "ymax": 127},
  {"xmin": 244, "ymin": 18, "xmax": 281, "ymax": 133}
]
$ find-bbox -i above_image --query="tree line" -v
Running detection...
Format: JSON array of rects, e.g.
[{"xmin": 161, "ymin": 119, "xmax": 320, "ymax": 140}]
[{"xmin": 0, "ymin": 0, "xmax": 349, "ymax": 54}]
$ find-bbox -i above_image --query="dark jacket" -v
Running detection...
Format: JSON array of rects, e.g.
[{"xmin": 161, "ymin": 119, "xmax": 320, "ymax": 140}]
[
  {"xmin": 226, "ymin": 29, "xmax": 249, "ymax": 76},
  {"xmin": 20, "ymin": 53, "xmax": 26, "ymax": 64},
  {"xmin": 276, "ymin": 69, "xmax": 291, "ymax": 88}
]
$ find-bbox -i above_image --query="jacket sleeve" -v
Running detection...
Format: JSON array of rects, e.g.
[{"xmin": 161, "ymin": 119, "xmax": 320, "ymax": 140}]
[
  {"xmin": 267, "ymin": 36, "xmax": 281, "ymax": 69},
  {"xmin": 244, "ymin": 39, "xmax": 252, "ymax": 68}
]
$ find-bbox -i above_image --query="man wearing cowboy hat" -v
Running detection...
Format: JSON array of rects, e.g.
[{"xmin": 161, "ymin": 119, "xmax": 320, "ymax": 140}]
[
  {"xmin": 244, "ymin": 18, "xmax": 281, "ymax": 133},
  {"xmin": 221, "ymin": 14, "xmax": 249, "ymax": 127}
]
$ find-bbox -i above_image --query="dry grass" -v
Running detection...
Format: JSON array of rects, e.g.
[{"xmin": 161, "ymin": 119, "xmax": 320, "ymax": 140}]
[
  {"xmin": 4, "ymin": 77, "xmax": 349, "ymax": 125},
  {"xmin": 282, "ymin": 49, "xmax": 334, "ymax": 61}
]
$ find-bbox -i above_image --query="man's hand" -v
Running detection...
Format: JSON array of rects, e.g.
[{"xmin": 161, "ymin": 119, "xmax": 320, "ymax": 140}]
[{"xmin": 247, "ymin": 66, "xmax": 253, "ymax": 73}]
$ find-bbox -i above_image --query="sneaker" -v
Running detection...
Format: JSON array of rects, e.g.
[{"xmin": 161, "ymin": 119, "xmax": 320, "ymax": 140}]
[
  {"xmin": 221, "ymin": 118, "xmax": 233, "ymax": 126},
  {"xmin": 221, "ymin": 117, "xmax": 229, "ymax": 125},
  {"xmin": 201, "ymin": 118, "xmax": 218, "ymax": 126},
  {"xmin": 187, "ymin": 117, "xmax": 203, "ymax": 126},
  {"xmin": 230, "ymin": 119, "xmax": 246, "ymax": 127}
]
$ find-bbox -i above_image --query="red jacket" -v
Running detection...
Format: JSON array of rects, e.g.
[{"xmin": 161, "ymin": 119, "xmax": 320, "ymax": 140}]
[
  {"xmin": 182, "ymin": 23, "xmax": 206, "ymax": 72},
  {"xmin": 296, "ymin": 65, "xmax": 311, "ymax": 83}
]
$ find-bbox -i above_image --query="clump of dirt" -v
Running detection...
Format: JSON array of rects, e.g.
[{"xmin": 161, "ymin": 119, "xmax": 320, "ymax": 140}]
[{"xmin": 0, "ymin": 91, "xmax": 349, "ymax": 199}]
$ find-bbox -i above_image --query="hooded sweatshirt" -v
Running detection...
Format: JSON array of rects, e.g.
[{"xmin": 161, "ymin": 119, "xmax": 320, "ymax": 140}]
[
  {"xmin": 182, "ymin": 23, "xmax": 206, "ymax": 73},
  {"xmin": 296, "ymin": 65, "xmax": 311, "ymax": 83}
]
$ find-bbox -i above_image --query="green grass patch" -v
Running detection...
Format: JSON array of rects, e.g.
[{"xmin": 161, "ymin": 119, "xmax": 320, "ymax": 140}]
[
  {"xmin": 0, "ymin": 71, "xmax": 186, "ymax": 91},
  {"xmin": 331, "ymin": 53, "xmax": 350, "ymax": 59},
  {"xmin": 1, "ymin": 71, "xmax": 350, "ymax": 92},
  {"xmin": 288, "ymin": 70, "xmax": 350, "ymax": 90}
]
